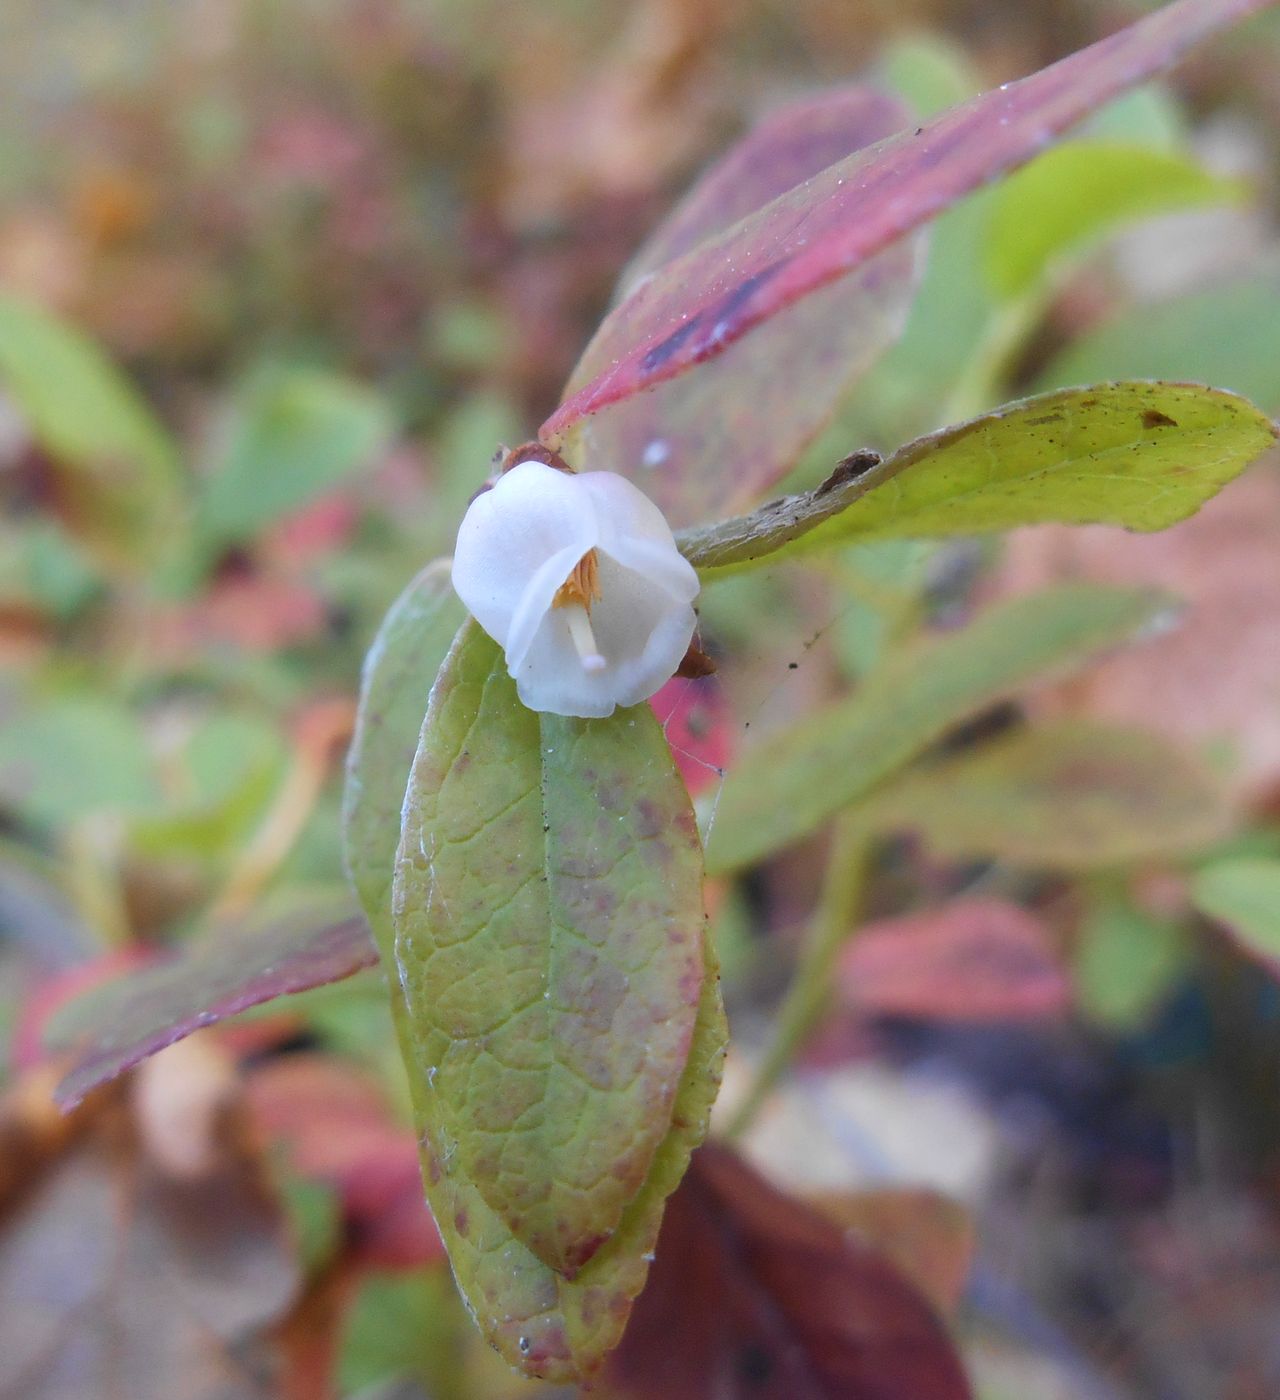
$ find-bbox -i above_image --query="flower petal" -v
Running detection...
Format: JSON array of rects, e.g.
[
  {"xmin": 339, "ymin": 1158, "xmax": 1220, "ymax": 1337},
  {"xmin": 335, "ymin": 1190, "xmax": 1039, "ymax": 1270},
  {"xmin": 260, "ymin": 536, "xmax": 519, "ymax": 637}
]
[
  {"xmin": 577, "ymin": 472, "xmax": 700, "ymax": 602},
  {"xmin": 451, "ymin": 461, "xmax": 599, "ymax": 645},
  {"xmin": 512, "ymin": 556, "xmax": 697, "ymax": 718}
]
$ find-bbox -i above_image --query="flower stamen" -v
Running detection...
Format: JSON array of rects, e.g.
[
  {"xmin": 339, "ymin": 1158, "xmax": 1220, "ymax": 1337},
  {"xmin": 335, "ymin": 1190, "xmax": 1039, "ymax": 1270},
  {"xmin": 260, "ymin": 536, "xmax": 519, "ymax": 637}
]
[
  {"xmin": 551, "ymin": 549, "xmax": 607, "ymax": 672},
  {"xmin": 552, "ymin": 548, "xmax": 602, "ymax": 611}
]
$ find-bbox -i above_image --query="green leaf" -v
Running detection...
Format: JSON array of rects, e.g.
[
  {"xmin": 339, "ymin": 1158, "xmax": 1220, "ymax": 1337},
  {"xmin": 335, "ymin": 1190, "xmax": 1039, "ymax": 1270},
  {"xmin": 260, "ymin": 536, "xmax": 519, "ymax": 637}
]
[
  {"xmin": 867, "ymin": 722, "xmax": 1229, "ymax": 869},
  {"xmin": 393, "ymin": 623, "xmax": 711, "ymax": 1278},
  {"xmin": 705, "ymin": 585, "xmax": 1175, "ymax": 873},
  {"xmin": 342, "ymin": 560, "xmax": 466, "ymax": 962},
  {"xmin": 128, "ymin": 712, "xmax": 288, "ymax": 861},
  {"xmin": 337, "ymin": 1271, "xmax": 465, "ymax": 1397},
  {"xmin": 199, "ymin": 364, "xmax": 393, "ymax": 547},
  {"xmin": 0, "ymin": 294, "xmax": 181, "ymax": 556},
  {"xmin": 1074, "ymin": 895, "xmax": 1190, "ymax": 1029},
  {"xmin": 413, "ymin": 934, "xmax": 724, "ymax": 1383},
  {"xmin": 684, "ymin": 382, "xmax": 1277, "ymax": 576},
  {"xmin": 342, "ymin": 573, "xmax": 718, "ymax": 1378},
  {"xmin": 1192, "ymin": 857, "xmax": 1280, "ymax": 973},
  {"xmin": 1034, "ymin": 269, "xmax": 1280, "ymax": 414},
  {"xmin": 985, "ymin": 141, "xmax": 1244, "ymax": 300},
  {"xmin": 0, "ymin": 695, "xmax": 161, "ymax": 831}
]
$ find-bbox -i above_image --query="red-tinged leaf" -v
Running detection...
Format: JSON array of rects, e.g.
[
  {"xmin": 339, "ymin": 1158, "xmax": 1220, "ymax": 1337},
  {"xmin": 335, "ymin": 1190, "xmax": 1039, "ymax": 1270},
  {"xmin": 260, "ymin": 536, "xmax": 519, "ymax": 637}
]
[
  {"xmin": 46, "ymin": 909, "xmax": 378, "ymax": 1110},
  {"xmin": 650, "ymin": 675, "xmax": 734, "ymax": 798},
  {"xmin": 557, "ymin": 87, "xmax": 917, "ymax": 525},
  {"xmin": 263, "ymin": 490, "xmax": 359, "ymax": 566},
  {"xmin": 245, "ymin": 1057, "xmax": 444, "ymax": 1271},
  {"xmin": 839, "ymin": 898, "xmax": 1071, "ymax": 1023},
  {"xmin": 606, "ymin": 1144, "xmax": 972, "ymax": 1400},
  {"xmin": 542, "ymin": 0, "xmax": 1271, "ymax": 446},
  {"xmin": 149, "ymin": 572, "xmax": 329, "ymax": 659},
  {"xmin": 622, "ymin": 86, "xmax": 911, "ymax": 284},
  {"xmin": 10, "ymin": 948, "xmax": 153, "ymax": 1074},
  {"xmin": 992, "ymin": 465, "xmax": 1280, "ymax": 803}
]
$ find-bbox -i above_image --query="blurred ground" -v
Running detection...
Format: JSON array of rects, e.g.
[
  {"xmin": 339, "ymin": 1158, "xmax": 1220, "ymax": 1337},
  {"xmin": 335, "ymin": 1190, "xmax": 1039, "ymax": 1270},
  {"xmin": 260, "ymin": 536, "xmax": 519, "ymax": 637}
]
[{"xmin": 3, "ymin": 1, "xmax": 1280, "ymax": 1398}]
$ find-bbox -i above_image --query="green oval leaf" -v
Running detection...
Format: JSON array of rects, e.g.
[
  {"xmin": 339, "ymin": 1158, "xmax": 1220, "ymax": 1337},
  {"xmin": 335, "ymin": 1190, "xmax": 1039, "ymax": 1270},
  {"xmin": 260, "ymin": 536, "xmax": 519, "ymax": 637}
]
[
  {"xmin": 199, "ymin": 364, "xmax": 393, "ymax": 547},
  {"xmin": 393, "ymin": 623, "xmax": 710, "ymax": 1277},
  {"xmin": 683, "ymin": 382, "xmax": 1277, "ymax": 575},
  {"xmin": 415, "ymin": 945, "xmax": 724, "ymax": 1381},
  {"xmin": 867, "ymin": 721, "xmax": 1230, "ymax": 869},
  {"xmin": 0, "ymin": 295, "xmax": 181, "ymax": 558},
  {"xmin": 1192, "ymin": 857, "xmax": 1280, "ymax": 975},
  {"xmin": 985, "ymin": 141, "xmax": 1244, "ymax": 299},
  {"xmin": 1034, "ymin": 270, "xmax": 1280, "ymax": 414},
  {"xmin": 705, "ymin": 584, "xmax": 1175, "ymax": 873},
  {"xmin": 342, "ymin": 560, "xmax": 467, "ymax": 961}
]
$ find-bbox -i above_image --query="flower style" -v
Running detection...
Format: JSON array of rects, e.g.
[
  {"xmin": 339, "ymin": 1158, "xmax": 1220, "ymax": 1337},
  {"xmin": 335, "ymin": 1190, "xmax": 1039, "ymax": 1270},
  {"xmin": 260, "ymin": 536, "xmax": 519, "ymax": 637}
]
[{"xmin": 451, "ymin": 460, "xmax": 699, "ymax": 718}]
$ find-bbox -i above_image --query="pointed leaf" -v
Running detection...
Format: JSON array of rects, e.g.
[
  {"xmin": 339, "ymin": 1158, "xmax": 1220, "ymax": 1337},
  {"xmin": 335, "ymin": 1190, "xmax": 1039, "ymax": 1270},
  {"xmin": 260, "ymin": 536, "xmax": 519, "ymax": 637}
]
[
  {"xmin": 393, "ymin": 623, "xmax": 708, "ymax": 1276},
  {"xmin": 341, "ymin": 560, "xmax": 467, "ymax": 962},
  {"xmin": 706, "ymin": 584, "xmax": 1175, "ymax": 872},
  {"xmin": 542, "ymin": 0, "xmax": 1272, "ymax": 443},
  {"xmin": 48, "ymin": 907, "xmax": 377, "ymax": 1109},
  {"xmin": 560, "ymin": 87, "xmax": 919, "ymax": 525},
  {"xmin": 984, "ymin": 141, "xmax": 1244, "ymax": 299},
  {"xmin": 200, "ymin": 365, "xmax": 393, "ymax": 548},
  {"xmin": 604, "ymin": 1144, "xmax": 973, "ymax": 1400},
  {"xmin": 0, "ymin": 294, "xmax": 181, "ymax": 558},
  {"xmin": 682, "ymin": 383, "xmax": 1278, "ymax": 576},
  {"xmin": 620, "ymin": 86, "xmax": 912, "ymax": 289},
  {"xmin": 1192, "ymin": 858, "xmax": 1280, "ymax": 977},
  {"xmin": 410, "ymin": 941, "xmax": 725, "ymax": 1381},
  {"xmin": 868, "ymin": 721, "xmax": 1230, "ymax": 868},
  {"xmin": 1034, "ymin": 269, "xmax": 1280, "ymax": 413}
]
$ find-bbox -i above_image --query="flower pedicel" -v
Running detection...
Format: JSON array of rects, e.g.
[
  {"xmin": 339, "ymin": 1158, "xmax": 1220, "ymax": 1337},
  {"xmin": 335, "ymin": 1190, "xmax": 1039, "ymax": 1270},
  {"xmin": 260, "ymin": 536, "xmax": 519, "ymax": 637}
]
[{"xmin": 451, "ymin": 459, "xmax": 699, "ymax": 718}]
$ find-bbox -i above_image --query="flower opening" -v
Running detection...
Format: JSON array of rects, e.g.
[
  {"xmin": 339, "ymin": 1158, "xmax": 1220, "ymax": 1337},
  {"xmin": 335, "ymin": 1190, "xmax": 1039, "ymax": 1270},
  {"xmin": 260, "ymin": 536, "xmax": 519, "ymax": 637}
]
[{"xmin": 451, "ymin": 460, "xmax": 699, "ymax": 718}]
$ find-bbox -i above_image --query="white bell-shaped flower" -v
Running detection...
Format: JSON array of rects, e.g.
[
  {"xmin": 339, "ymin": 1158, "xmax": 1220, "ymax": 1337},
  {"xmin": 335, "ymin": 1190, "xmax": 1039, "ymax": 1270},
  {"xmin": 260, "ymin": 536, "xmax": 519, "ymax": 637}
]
[{"xmin": 451, "ymin": 460, "xmax": 699, "ymax": 718}]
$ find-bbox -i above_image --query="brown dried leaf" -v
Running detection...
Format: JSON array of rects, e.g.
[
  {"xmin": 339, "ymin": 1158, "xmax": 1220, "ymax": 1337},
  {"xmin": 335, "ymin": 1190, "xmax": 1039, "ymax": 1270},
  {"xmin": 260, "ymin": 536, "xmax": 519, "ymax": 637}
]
[
  {"xmin": 991, "ymin": 462, "xmax": 1280, "ymax": 802},
  {"xmin": 0, "ymin": 1065, "xmax": 299, "ymax": 1400},
  {"xmin": 806, "ymin": 1189, "xmax": 975, "ymax": 1318},
  {"xmin": 605, "ymin": 1143, "xmax": 972, "ymax": 1400}
]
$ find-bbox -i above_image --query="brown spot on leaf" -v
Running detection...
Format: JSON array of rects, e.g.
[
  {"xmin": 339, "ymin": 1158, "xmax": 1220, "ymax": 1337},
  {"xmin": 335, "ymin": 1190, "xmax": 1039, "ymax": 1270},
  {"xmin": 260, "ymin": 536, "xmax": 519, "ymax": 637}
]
[
  {"xmin": 815, "ymin": 447, "xmax": 883, "ymax": 497},
  {"xmin": 1142, "ymin": 409, "xmax": 1178, "ymax": 429}
]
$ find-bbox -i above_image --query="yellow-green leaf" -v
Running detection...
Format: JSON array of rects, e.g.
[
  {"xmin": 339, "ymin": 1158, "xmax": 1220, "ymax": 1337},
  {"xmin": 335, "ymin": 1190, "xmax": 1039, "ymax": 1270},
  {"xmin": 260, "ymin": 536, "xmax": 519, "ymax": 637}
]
[
  {"xmin": 867, "ymin": 722, "xmax": 1229, "ymax": 869},
  {"xmin": 985, "ymin": 141, "xmax": 1245, "ymax": 299},
  {"xmin": 0, "ymin": 294, "xmax": 181, "ymax": 559},
  {"xmin": 705, "ymin": 585, "xmax": 1174, "ymax": 873},
  {"xmin": 1192, "ymin": 857, "xmax": 1280, "ymax": 975},
  {"xmin": 682, "ymin": 382, "xmax": 1277, "ymax": 576},
  {"xmin": 393, "ymin": 624, "xmax": 710, "ymax": 1278},
  {"xmin": 341, "ymin": 560, "xmax": 466, "ymax": 962}
]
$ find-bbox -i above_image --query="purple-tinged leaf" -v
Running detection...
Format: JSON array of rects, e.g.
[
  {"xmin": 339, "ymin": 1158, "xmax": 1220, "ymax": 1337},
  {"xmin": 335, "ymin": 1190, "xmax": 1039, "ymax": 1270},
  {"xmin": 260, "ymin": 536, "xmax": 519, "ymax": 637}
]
[
  {"xmin": 393, "ymin": 622, "xmax": 709, "ymax": 1277},
  {"xmin": 619, "ymin": 86, "xmax": 911, "ymax": 290},
  {"xmin": 542, "ymin": 0, "xmax": 1273, "ymax": 455},
  {"xmin": 46, "ymin": 908, "xmax": 378, "ymax": 1109},
  {"xmin": 559, "ymin": 86, "xmax": 917, "ymax": 525}
]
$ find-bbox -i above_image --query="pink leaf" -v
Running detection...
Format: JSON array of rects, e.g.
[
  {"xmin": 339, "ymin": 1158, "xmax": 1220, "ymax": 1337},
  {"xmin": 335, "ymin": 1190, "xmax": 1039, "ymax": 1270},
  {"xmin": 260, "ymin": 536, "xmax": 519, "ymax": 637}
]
[
  {"xmin": 839, "ymin": 897, "xmax": 1070, "ymax": 1023},
  {"xmin": 543, "ymin": 0, "xmax": 1271, "ymax": 460},
  {"xmin": 619, "ymin": 86, "xmax": 912, "ymax": 287},
  {"xmin": 245, "ymin": 1056, "xmax": 444, "ymax": 1271},
  {"xmin": 47, "ymin": 911, "xmax": 378, "ymax": 1109},
  {"xmin": 557, "ymin": 86, "xmax": 917, "ymax": 525},
  {"xmin": 649, "ymin": 675, "xmax": 734, "ymax": 798}
]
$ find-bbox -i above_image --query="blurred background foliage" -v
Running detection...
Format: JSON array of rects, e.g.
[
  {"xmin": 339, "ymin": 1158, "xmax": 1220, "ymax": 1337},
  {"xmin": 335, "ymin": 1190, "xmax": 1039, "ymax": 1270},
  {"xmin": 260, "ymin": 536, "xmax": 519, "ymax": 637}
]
[{"xmin": 2, "ymin": 1, "xmax": 1280, "ymax": 1397}]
